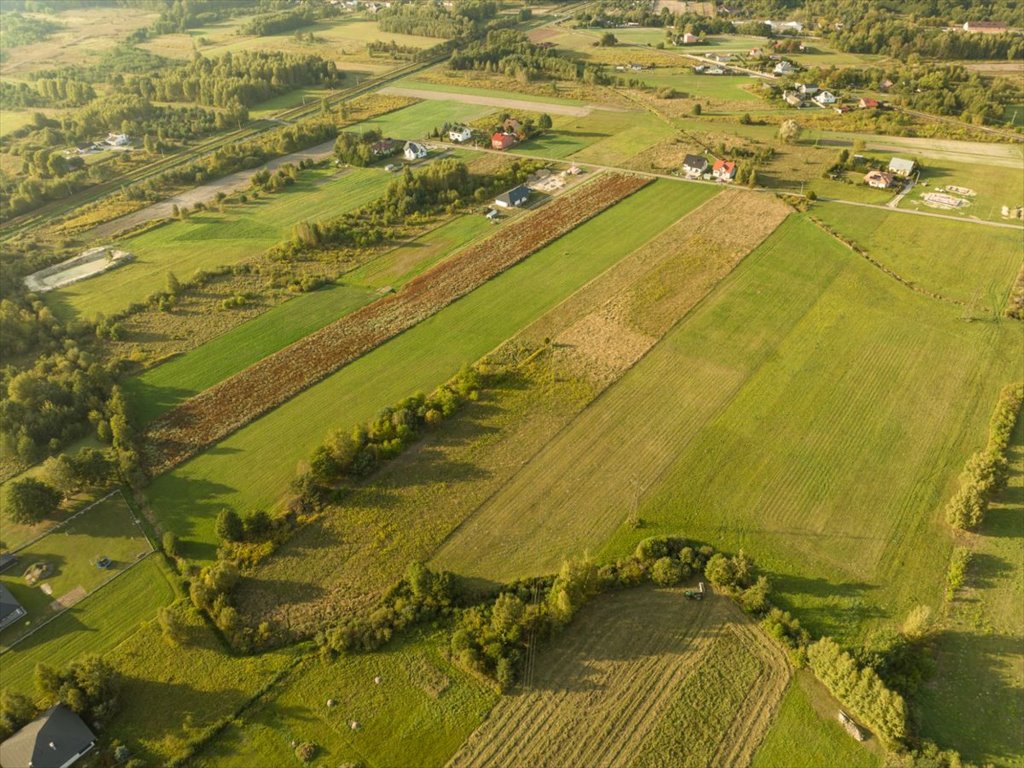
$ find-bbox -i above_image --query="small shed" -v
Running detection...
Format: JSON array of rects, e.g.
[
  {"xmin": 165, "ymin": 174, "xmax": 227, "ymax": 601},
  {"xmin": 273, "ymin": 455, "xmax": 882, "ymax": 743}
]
[{"xmin": 859, "ymin": 97, "xmax": 879, "ymax": 109}]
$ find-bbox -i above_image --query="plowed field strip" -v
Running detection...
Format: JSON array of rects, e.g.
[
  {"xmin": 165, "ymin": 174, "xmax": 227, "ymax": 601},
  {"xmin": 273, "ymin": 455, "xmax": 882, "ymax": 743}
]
[{"xmin": 143, "ymin": 172, "xmax": 650, "ymax": 475}]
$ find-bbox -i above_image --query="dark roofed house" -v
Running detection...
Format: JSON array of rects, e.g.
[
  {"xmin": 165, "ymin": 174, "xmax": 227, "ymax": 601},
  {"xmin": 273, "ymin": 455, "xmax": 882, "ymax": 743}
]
[
  {"xmin": 494, "ymin": 185, "xmax": 530, "ymax": 208},
  {"xmin": 0, "ymin": 583, "xmax": 26, "ymax": 632},
  {"xmin": 682, "ymin": 154, "xmax": 709, "ymax": 177},
  {"xmin": 0, "ymin": 704, "xmax": 96, "ymax": 768}
]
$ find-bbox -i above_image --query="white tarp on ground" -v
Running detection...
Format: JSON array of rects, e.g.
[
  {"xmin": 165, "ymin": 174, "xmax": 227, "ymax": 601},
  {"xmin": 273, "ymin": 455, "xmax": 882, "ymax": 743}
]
[{"xmin": 23, "ymin": 246, "xmax": 133, "ymax": 293}]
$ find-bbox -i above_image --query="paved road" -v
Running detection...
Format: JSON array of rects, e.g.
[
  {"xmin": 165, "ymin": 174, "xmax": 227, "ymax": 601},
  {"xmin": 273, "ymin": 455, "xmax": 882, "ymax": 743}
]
[{"xmin": 88, "ymin": 139, "xmax": 341, "ymax": 240}]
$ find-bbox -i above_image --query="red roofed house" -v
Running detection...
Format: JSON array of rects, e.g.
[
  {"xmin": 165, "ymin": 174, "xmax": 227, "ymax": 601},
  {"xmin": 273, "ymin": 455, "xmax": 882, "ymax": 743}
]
[
  {"xmin": 712, "ymin": 159, "xmax": 737, "ymax": 180},
  {"xmin": 492, "ymin": 132, "xmax": 516, "ymax": 150},
  {"xmin": 859, "ymin": 97, "xmax": 879, "ymax": 109}
]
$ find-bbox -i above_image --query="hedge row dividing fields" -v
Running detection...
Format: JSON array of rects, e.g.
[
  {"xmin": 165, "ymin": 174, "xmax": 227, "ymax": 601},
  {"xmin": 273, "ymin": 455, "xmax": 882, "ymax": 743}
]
[{"xmin": 143, "ymin": 172, "xmax": 650, "ymax": 476}]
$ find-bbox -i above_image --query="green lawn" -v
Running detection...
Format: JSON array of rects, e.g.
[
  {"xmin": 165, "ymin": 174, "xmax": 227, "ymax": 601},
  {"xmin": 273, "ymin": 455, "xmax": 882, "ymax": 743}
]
[
  {"xmin": 105, "ymin": 603, "xmax": 299, "ymax": 764},
  {"xmin": 347, "ymin": 99, "xmax": 498, "ymax": 141},
  {"xmin": 754, "ymin": 672, "xmax": 883, "ymax": 768},
  {"xmin": 46, "ymin": 167, "xmax": 392, "ymax": 322},
  {"xmin": 346, "ymin": 214, "xmax": 493, "ymax": 290},
  {"xmin": 143, "ymin": 180, "xmax": 719, "ymax": 563},
  {"xmin": 193, "ymin": 629, "xmax": 495, "ymax": 768},
  {"xmin": 897, "ymin": 159, "xmax": 1024, "ymax": 223},
  {"xmin": 815, "ymin": 203, "xmax": 1024, "ymax": 307},
  {"xmin": 637, "ymin": 70, "xmax": 763, "ymax": 103},
  {"xmin": 0, "ymin": 492, "xmax": 153, "ymax": 648},
  {"xmin": 436, "ymin": 215, "xmax": 1020, "ymax": 645},
  {"xmin": 0, "ymin": 555, "xmax": 175, "ymax": 698},
  {"xmin": 915, "ymin": 417, "xmax": 1023, "ymax": 767},
  {"xmin": 515, "ymin": 109, "xmax": 676, "ymax": 165},
  {"xmin": 393, "ymin": 76, "xmax": 587, "ymax": 106},
  {"xmin": 124, "ymin": 283, "xmax": 378, "ymax": 425},
  {"xmin": 249, "ymin": 87, "xmax": 336, "ymax": 119}
]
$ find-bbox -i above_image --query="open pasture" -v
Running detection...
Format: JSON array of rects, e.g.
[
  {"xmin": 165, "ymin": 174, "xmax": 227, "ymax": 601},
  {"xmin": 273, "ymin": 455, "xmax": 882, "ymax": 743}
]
[
  {"xmin": 0, "ymin": 556, "xmax": 175, "ymax": 698},
  {"xmin": 0, "ymin": 492, "xmax": 152, "ymax": 648},
  {"xmin": 347, "ymin": 98, "xmax": 499, "ymax": 140},
  {"xmin": 391, "ymin": 75, "xmax": 589, "ymax": 106},
  {"xmin": 194, "ymin": 630, "xmax": 495, "ymax": 768},
  {"xmin": 517, "ymin": 110, "xmax": 677, "ymax": 166},
  {"xmin": 142, "ymin": 180, "xmax": 706, "ymax": 562},
  {"xmin": 125, "ymin": 283, "xmax": 377, "ymax": 425},
  {"xmin": 754, "ymin": 671, "xmax": 883, "ymax": 768},
  {"xmin": 451, "ymin": 588, "xmax": 789, "ymax": 768},
  {"xmin": 915, "ymin": 418, "xmax": 1023, "ymax": 767},
  {"xmin": 814, "ymin": 202, "xmax": 1024, "ymax": 307},
  {"xmin": 897, "ymin": 159, "xmax": 1024, "ymax": 223},
  {"xmin": 46, "ymin": 167, "xmax": 391, "ymax": 322},
  {"xmin": 438, "ymin": 215, "xmax": 1021, "ymax": 643}
]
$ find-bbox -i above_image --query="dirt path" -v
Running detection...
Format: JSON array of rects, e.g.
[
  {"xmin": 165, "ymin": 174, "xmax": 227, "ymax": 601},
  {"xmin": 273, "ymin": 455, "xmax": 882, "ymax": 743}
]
[
  {"xmin": 87, "ymin": 139, "xmax": 340, "ymax": 240},
  {"xmin": 379, "ymin": 86, "xmax": 615, "ymax": 117}
]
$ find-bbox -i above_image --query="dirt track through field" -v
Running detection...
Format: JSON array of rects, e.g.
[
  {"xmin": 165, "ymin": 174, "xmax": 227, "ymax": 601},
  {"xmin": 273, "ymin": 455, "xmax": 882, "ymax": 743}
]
[
  {"xmin": 380, "ymin": 86, "xmax": 619, "ymax": 116},
  {"xmin": 449, "ymin": 589, "xmax": 789, "ymax": 768},
  {"xmin": 142, "ymin": 172, "xmax": 649, "ymax": 475}
]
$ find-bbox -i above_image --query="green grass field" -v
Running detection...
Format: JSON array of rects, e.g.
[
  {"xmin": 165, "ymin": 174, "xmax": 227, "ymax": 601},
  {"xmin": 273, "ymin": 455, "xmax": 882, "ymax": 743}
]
[
  {"xmin": 143, "ymin": 181, "xmax": 718, "ymax": 562},
  {"xmin": 393, "ymin": 76, "xmax": 588, "ymax": 106},
  {"xmin": 0, "ymin": 555, "xmax": 175, "ymax": 698},
  {"xmin": 194, "ymin": 629, "xmax": 495, "ymax": 768},
  {"xmin": 0, "ymin": 492, "xmax": 153, "ymax": 648},
  {"xmin": 636, "ymin": 70, "xmax": 763, "ymax": 103},
  {"xmin": 815, "ymin": 203, "xmax": 1024, "ymax": 307},
  {"xmin": 897, "ymin": 159, "xmax": 1024, "ymax": 223},
  {"xmin": 516, "ymin": 110, "xmax": 677, "ymax": 165},
  {"xmin": 347, "ymin": 99, "xmax": 498, "ymax": 140},
  {"xmin": 915, "ymin": 418, "xmax": 1023, "ymax": 767},
  {"xmin": 437, "ymin": 215, "xmax": 1020, "ymax": 644},
  {"xmin": 46, "ymin": 167, "xmax": 392, "ymax": 322},
  {"xmin": 754, "ymin": 672, "xmax": 883, "ymax": 768},
  {"xmin": 105, "ymin": 603, "xmax": 299, "ymax": 763},
  {"xmin": 346, "ymin": 214, "xmax": 493, "ymax": 290},
  {"xmin": 125, "ymin": 283, "xmax": 377, "ymax": 425}
]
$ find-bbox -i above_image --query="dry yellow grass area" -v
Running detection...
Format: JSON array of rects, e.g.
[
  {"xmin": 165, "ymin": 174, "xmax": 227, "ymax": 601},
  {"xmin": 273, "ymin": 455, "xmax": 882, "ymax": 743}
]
[
  {"xmin": 449, "ymin": 588, "xmax": 789, "ymax": 768},
  {"xmin": 0, "ymin": 7, "xmax": 158, "ymax": 76},
  {"xmin": 414, "ymin": 70, "xmax": 635, "ymax": 109},
  {"xmin": 517, "ymin": 189, "xmax": 789, "ymax": 384}
]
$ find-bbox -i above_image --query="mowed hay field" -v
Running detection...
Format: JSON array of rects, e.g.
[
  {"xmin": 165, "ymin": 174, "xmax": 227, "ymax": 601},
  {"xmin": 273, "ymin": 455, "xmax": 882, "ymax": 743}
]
[
  {"xmin": 46, "ymin": 167, "xmax": 391, "ymax": 322},
  {"xmin": 125, "ymin": 283, "xmax": 377, "ymax": 424},
  {"xmin": 348, "ymin": 99, "xmax": 499, "ymax": 140},
  {"xmin": 814, "ymin": 203, "xmax": 1024, "ymax": 307},
  {"xmin": 0, "ymin": 556, "xmax": 176, "ymax": 697},
  {"xmin": 437, "ymin": 215, "xmax": 1021, "ymax": 642},
  {"xmin": 194, "ymin": 630, "xmax": 495, "ymax": 768},
  {"xmin": 451, "ymin": 588, "xmax": 790, "ymax": 768},
  {"xmin": 516, "ymin": 110, "xmax": 678, "ymax": 166},
  {"xmin": 143, "ymin": 181, "xmax": 716, "ymax": 561}
]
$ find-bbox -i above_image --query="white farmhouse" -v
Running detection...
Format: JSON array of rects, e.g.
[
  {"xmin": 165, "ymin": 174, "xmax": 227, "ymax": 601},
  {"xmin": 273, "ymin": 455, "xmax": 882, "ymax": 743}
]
[{"xmin": 403, "ymin": 141, "xmax": 428, "ymax": 161}]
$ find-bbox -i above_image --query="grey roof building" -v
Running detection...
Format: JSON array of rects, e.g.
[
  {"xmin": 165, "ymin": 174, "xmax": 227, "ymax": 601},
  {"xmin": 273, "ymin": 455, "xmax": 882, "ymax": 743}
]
[
  {"xmin": 0, "ymin": 583, "xmax": 26, "ymax": 632},
  {"xmin": 494, "ymin": 185, "xmax": 530, "ymax": 208},
  {"xmin": 0, "ymin": 705, "xmax": 96, "ymax": 768}
]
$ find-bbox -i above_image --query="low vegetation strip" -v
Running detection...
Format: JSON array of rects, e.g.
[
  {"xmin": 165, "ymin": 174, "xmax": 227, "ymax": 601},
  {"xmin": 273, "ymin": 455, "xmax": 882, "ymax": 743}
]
[{"xmin": 142, "ymin": 172, "xmax": 650, "ymax": 475}]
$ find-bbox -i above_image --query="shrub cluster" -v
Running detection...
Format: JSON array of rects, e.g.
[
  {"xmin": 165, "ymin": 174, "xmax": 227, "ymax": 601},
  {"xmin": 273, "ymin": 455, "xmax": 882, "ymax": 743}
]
[
  {"xmin": 33, "ymin": 654, "xmax": 122, "ymax": 728},
  {"xmin": 946, "ymin": 383, "xmax": 1022, "ymax": 530},
  {"xmin": 188, "ymin": 560, "xmax": 241, "ymax": 639},
  {"xmin": 945, "ymin": 547, "xmax": 972, "ymax": 600},
  {"xmin": 319, "ymin": 562, "xmax": 457, "ymax": 653}
]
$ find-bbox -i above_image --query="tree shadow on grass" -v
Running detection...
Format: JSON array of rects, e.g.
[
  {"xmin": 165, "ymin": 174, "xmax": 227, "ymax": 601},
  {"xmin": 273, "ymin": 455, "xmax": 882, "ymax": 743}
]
[
  {"xmin": 4, "ymin": 608, "xmax": 94, "ymax": 654},
  {"xmin": 768, "ymin": 572, "xmax": 885, "ymax": 637}
]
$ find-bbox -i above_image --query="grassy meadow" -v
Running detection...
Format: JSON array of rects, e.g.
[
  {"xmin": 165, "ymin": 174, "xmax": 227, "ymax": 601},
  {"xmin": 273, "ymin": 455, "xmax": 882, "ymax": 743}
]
[
  {"xmin": 46, "ymin": 167, "xmax": 392, "ymax": 322},
  {"xmin": 125, "ymin": 283, "xmax": 377, "ymax": 425},
  {"xmin": 437, "ymin": 215, "xmax": 1021, "ymax": 644},
  {"xmin": 0, "ymin": 556, "xmax": 176, "ymax": 698},
  {"xmin": 516, "ymin": 109, "xmax": 677, "ymax": 166},
  {"xmin": 347, "ymin": 99, "xmax": 499, "ymax": 140},
  {"xmin": 754, "ymin": 672, "xmax": 883, "ymax": 768},
  {"xmin": 0, "ymin": 492, "xmax": 153, "ymax": 648},
  {"xmin": 915, "ymin": 418, "xmax": 1023, "ymax": 767},
  {"xmin": 815, "ymin": 203, "xmax": 1024, "ymax": 308},
  {"xmin": 142, "ymin": 180, "xmax": 716, "ymax": 562},
  {"xmin": 194, "ymin": 630, "xmax": 495, "ymax": 768}
]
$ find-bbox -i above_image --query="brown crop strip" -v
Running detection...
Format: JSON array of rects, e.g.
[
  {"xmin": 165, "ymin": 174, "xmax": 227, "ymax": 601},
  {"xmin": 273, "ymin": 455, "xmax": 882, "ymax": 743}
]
[{"xmin": 143, "ymin": 172, "xmax": 651, "ymax": 475}]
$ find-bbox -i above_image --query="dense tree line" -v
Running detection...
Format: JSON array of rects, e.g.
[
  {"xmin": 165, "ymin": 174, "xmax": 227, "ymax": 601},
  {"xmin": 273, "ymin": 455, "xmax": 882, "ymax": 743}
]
[
  {"xmin": 33, "ymin": 654, "xmax": 122, "ymax": 727},
  {"xmin": 0, "ymin": 78, "xmax": 96, "ymax": 109},
  {"xmin": 332, "ymin": 129, "xmax": 395, "ymax": 167},
  {"xmin": 946, "ymin": 383, "xmax": 1023, "ymax": 529},
  {"xmin": 377, "ymin": 0, "xmax": 498, "ymax": 39},
  {"xmin": 449, "ymin": 29, "xmax": 611, "ymax": 85},
  {"xmin": 367, "ymin": 39, "xmax": 423, "ymax": 60},
  {"xmin": 0, "ymin": 12, "xmax": 61, "ymax": 48},
  {"xmin": 151, "ymin": 0, "xmax": 254, "ymax": 35},
  {"xmin": 124, "ymin": 50, "xmax": 340, "ymax": 109},
  {"xmin": 237, "ymin": 7, "xmax": 317, "ymax": 37}
]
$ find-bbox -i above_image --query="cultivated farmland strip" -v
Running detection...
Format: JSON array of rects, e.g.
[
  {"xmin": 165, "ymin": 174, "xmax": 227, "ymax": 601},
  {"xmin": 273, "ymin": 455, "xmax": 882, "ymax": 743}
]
[{"xmin": 142, "ymin": 172, "xmax": 650, "ymax": 475}]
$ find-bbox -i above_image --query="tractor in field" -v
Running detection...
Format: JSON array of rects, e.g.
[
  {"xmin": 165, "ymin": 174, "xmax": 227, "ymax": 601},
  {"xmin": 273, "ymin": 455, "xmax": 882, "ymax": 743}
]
[{"xmin": 683, "ymin": 582, "xmax": 705, "ymax": 600}]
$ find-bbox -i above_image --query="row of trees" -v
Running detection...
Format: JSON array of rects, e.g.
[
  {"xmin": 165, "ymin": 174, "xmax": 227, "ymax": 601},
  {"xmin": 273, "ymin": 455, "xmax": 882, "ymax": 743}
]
[
  {"xmin": 0, "ymin": 78, "xmax": 95, "ymax": 109},
  {"xmin": 946, "ymin": 383, "xmax": 1023, "ymax": 529},
  {"xmin": 237, "ymin": 8, "xmax": 316, "ymax": 37},
  {"xmin": 377, "ymin": 0, "xmax": 497, "ymax": 39},
  {"xmin": 449, "ymin": 29, "xmax": 611, "ymax": 85}
]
